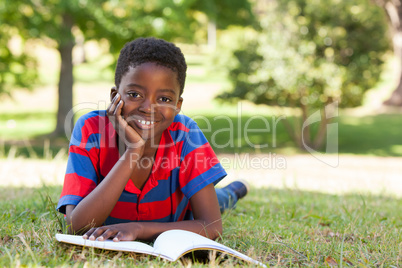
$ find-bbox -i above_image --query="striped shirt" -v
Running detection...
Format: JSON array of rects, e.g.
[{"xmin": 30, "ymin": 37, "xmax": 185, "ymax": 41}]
[{"xmin": 57, "ymin": 110, "xmax": 226, "ymax": 224}]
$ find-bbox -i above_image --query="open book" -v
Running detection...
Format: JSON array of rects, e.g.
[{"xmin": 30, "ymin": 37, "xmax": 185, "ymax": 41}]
[{"xmin": 56, "ymin": 229, "xmax": 265, "ymax": 266}]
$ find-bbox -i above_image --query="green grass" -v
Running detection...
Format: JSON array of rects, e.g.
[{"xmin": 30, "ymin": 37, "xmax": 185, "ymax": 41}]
[
  {"xmin": 0, "ymin": 186, "xmax": 400, "ymax": 266},
  {"xmin": 338, "ymin": 114, "xmax": 402, "ymax": 156},
  {"xmin": 0, "ymin": 112, "xmax": 55, "ymax": 140},
  {"xmin": 1, "ymin": 111, "xmax": 402, "ymax": 158},
  {"xmin": 73, "ymin": 57, "xmax": 115, "ymax": 84}
]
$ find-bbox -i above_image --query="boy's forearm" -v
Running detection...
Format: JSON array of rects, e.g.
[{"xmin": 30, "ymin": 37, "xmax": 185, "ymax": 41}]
[
  {"xmin": 82, "ymin": 184, "xmax": 223, "ymax": 241},
  {"xmin": 135, "ymin": 218, "xmax": 223, "ymax": 241},
  {"xmin": 68, "ymin": 149, "xmax": 142, "ymax": 233}
]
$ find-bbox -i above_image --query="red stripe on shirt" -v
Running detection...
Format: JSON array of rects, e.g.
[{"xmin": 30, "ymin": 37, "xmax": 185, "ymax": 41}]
[
  {"xmin": 70, "ymin": 145, "xmax": 99, "ymax": 157},
  {"xmin": 139, "ymin": 187, "xmax": 185, "ymax": 221},
  {"xmin": 61, "ymin": 173, "xmax": 97, "ymax": 198},
  {"xmin": 180, "ymin": 143, "xmax": 220, "ymax": 182},
  {"xmin": 109, "ymin": 201, "xmax": 138, "ymax": 221},
  {"xmin": 169, "ymin": 121, "xmax": 190, "ymax": 133},
  {"xmin": 79, "ymin": 116, "xmax": 107, "ymax": 145}
]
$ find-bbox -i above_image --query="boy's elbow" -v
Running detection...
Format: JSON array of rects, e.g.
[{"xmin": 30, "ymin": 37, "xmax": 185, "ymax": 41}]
[
  {"xmin": 208, "ymin": 220, "xmax": 223, "ymax": 240},
  {"xmin": 215, "ymin": 225, "xmax": 223, "ymax": 240},
  {"xmin": 67, "ymin": 226, "xmax": 75, "ymax": 235},
  {"xmin": 67, "ymin": 222, "xmax": 90, "ymax": 235},
  {"xmin": 66, "ymin": 218, "xmax": 78, "ymax": 235},
  {"xmin": 65, "ymin": 214, "xmax": 84, "ymax": 235}
]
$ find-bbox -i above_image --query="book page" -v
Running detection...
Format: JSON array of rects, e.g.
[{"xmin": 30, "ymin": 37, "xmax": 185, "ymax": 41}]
[
  {"xmin": 153, "ymin": 230, "xmax": 265, "ymax": 266},
  {"xmin": 56, "ymin": 234, "xmax": 158, "ymax": 257}
]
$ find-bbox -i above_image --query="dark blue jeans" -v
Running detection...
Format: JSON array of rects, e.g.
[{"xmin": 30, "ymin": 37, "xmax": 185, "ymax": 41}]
[{"xmin": 215, "ymin": 188, "xmax": 238, "ymax": 213}]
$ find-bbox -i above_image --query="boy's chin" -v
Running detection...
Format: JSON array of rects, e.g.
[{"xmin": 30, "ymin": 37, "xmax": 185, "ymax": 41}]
[{"xmin": 138, "ymin": 131, "xmax": 160, "ymax": 143}]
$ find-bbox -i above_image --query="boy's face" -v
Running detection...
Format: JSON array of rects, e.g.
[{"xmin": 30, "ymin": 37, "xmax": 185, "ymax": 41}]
[{"xmin": 111, "ymin": 62, "xmax": 183, "ymax": 142}]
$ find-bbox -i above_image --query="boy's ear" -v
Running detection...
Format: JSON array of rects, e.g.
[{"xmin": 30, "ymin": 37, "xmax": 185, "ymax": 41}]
[
  {"xmin": 175, "ymin": 97, "xmax": 183, "ymax": 115},
  {"xmin": 110, "ymin": 86, "xmax": 118, "ymax": 101}
]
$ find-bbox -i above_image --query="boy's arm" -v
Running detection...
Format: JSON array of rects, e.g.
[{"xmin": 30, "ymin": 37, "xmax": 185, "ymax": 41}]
[
  {"xmin": 83, "ymin": 183, "xmax": 223, "ymax": 241},
  {"xmin": 66, "ymin": 94, "xmax": 145, "ymax": 234},
  {"xmin": 65, "ymin": 148, "xmax": 142, "ymax": 234}
]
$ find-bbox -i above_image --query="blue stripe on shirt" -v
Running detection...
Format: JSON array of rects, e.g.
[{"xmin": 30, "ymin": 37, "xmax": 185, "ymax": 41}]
[
  {"xmin": 66, "ymin": 152, "xmax": 98, "ymax": 184},
  {"xmin": 181, "ymin": 163, "xmax": 227, "ymax": 199},
  {"xmin": 69, "ymin": 110, "xmax": 105, "ymax": 147},
  {"xmin": 180, "ymin": 129, "xmax": 208, "ymax": 160},
  {"xmin": 140, "ymin": 168, "xmax": 181, "ymax": 203},
  {"xmin": 117, "ymin": 190, "xmax": 139, "ymax": 203},
  {"xmin": 56, "ymin": 195, "xmax": 84, "ymax": 213}
]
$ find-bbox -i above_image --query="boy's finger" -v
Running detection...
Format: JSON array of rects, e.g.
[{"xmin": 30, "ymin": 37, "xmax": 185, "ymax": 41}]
[
  {"xmin": 96, "ymin": 229, "xmax": 115, "ymax": 241},
  {"xmin": 114, "ymin": 101, "xmax": 126, "ymax": 129},
  {"xmin": 114, "ymin": 100, "xmax": 124, "ymax": 116},
  {"xmin": 107, "ymin": 93, "xmax": 120, "ymax": 115},
  {"xmin": 113, "ymin": 232, "xmax": 123, "ymax": 242},
  {"xmin": 88, "ymin": 227, "xmax": 106, "ymax": 240},
  {"xmin": 83, "ymin": 228, "xmax": 96, "ymax": 239},
  {"xmin": 113, "ymin": 231, "xmax": 134, "ymax": 242}
]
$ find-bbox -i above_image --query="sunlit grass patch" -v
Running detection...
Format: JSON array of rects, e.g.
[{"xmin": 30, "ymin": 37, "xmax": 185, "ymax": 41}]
[
  {"xmin": 223, "ymin": 188, "xmax": 402, "ymax": 267},
  {"xmin": 0, "ymin": 112, "xmax": 55, "ymax": 140}
]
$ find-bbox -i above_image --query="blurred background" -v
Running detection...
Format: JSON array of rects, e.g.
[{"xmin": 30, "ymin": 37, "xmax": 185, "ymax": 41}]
[{"xmin": 0, "ymin": 0, "xmax": 401, "ymax": 196}]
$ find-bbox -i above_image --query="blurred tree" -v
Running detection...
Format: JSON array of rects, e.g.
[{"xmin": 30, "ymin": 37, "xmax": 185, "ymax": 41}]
[
  {"xmin": 0, "ymin": 2, "xmax": 38, "ymax": 97},
  {"xmin": 188, "ymin": 0, "xmax": 254, "ymax": 49},
  {"xmin": 0, "ymin": 0, "xmax": 254, "ymax": 137},
  {"xmin": 374, "ymin": 0, "xmax": 402, "ymax": 106},
  {"xmin": 216, "ymin": 0, "xmax": 390, "ymax": 150},
  {"xmin": 1, "ymin": 0, "xmax": 195, "ymax": 136}
]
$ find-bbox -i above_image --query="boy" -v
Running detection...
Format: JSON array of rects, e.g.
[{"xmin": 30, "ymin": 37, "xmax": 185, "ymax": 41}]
[{"xmin": 57, "ymin": 37, "xmax": 248, "ymax": 242}]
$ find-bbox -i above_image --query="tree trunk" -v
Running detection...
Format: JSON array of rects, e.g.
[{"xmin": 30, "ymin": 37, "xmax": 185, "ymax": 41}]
[
  {"xmin": 53, "ymin": 13, "xmax": 75, "ymax": 137},
  {"xmin": 384, "ymin": 72, "xmax": 402, "ymax": 105},
  {"xmin": 381, "ymin": 0, "xmax": 402, "ymax": 106},
  {"xmin": 300, "ymin": 103, "xmax": 310, "ymax": 149},
  {"xmin": 313, "ymin": 108, "xmax": 330, "ymax": 149},
  {"xmin": 207, "ymin": 20, "xmax": 217, "ymax": 51}
]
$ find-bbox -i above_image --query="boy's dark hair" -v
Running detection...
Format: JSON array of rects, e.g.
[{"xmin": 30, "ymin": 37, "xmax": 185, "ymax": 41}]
[{"xmin": 115, "ymin": 37, "xmax": 187, "ymax": 95}]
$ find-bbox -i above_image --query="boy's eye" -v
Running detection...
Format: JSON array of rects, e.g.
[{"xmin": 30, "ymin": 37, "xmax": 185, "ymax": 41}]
[
  {"xmin": 160, "ymin": 97, "xmax": 172, "ymax": 103},
  {"xmin": 128, "ymin": 92, "xmax": 141, "ymax": 98}
]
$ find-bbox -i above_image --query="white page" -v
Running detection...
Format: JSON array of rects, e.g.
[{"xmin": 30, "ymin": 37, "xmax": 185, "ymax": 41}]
[
  {"xmin": 153, "ymin": 230, "xmax": 266, "ymax": 266},
  {"xmin": 55, "ymin": 234, "xmax": 160, "ymax": 257}
]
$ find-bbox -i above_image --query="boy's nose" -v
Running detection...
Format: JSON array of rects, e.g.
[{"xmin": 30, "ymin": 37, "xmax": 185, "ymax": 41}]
[{"xmin": 138, "ymin": 98, "xmax": 154, "ymax": 113}]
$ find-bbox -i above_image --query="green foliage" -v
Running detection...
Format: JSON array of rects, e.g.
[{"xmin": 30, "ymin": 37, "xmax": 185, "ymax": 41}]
[
  {"xmin": 0, "ymin": 0, "xmax": 255, "ymax": 96},
  {"xmin": 217, "ymin": 0, "xmax": 390, "ymax": 109},
  {"xmin": 0, "ymin": 3, "xmax": 38, "ymax": 95},
  {"xmin": 214, "ymin": 0, "xmax": 390, "ymax": 149},
  {"xmin": 5, "ymin": 0, "xmax": 194, "ymax": 53},
  {"xmin": 188, "ymin": 0, "xmax": 255, "ymax": 29}
]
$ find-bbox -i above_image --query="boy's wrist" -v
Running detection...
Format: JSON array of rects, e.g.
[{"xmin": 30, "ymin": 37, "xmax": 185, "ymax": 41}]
[
  {"xmin": 132, "ymin": 222, "xmax": 145, "ymax": 240},
  {"xmin": 123, "ymin": 148, "xmax": 144, "ymax": 161}
]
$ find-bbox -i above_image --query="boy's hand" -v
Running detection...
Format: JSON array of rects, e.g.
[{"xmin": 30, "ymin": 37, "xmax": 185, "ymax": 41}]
[
  {"xmin": 107, "ymin": 92, "xmax": 145, "ymax": 153},
  {"xmin": 83, "ymin": 223, "xmax": 143, "ymax": 242}
]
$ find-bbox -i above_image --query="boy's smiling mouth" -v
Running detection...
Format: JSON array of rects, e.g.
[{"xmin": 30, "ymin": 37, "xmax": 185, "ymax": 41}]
[
  {"xmin": 137, "ymin": 119, "xmax": 155, "ymax": 125},
  {"xmin": 125, "ymin": 114, "xmax": 159, "ymax": 129},
  {"xmin": 132, "ymin": 118, "xmax": 158, "ymax": 130}
]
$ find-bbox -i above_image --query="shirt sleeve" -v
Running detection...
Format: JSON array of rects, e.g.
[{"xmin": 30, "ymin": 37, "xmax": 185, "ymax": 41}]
[
  {"xmin": 57, "ymin": 112, "xmax": 101, "ymax": 214},
  {"xmin": 178, "ymin": 121, "xmax": 227, "ymax": 199}
]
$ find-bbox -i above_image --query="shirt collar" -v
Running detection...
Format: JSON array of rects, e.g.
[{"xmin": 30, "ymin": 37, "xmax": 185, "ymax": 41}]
[{"xmin": 101, "ymin": 120, "xmax": 179, "ymax": 181}]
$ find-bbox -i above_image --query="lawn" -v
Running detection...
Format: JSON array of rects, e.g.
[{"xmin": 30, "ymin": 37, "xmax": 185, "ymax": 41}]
[{"xmin": 0, "ymin": 186, "xmax": 400, "ymax": 267}]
